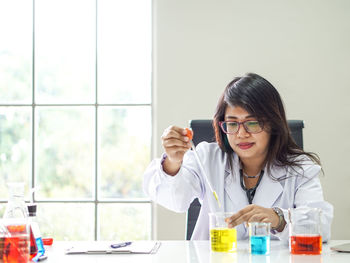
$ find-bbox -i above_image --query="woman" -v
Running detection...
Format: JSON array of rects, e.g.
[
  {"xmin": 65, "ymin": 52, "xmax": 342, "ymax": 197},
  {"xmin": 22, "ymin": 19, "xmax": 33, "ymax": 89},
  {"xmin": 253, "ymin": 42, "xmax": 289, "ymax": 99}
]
[{"xmin": 143, "ymin": 73, "xmax": 333, "ymax": 241}]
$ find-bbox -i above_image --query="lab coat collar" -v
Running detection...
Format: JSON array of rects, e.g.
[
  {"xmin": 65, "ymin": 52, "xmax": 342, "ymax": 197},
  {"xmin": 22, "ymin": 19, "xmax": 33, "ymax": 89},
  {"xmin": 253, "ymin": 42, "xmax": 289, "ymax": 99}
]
[
  {"xmin": 224, "ymin": 153, "xmax": 285, "ymax": 209},
  {"xmin": 224, "ymin": 152, "xmax": 238, "ymax": 175},
  {"xmin": 224, "ymin": 154, "xmax": 249, "ymax": 209},
  {"xmin": 223, "ymin": 153, "xmax": 248, "ymax": 238},
  {"xmin": 253, "ymin": 166, "xmax": 284, "ymax": 208}
]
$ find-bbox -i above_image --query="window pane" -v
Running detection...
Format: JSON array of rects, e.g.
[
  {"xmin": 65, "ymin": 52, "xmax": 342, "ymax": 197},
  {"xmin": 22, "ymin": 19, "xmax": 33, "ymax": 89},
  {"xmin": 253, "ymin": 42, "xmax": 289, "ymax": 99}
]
[
  {"xmin": 98, "ymin": 203, "xmax": 151, "ymax": 240},
  {"xmin": 0, "ymin": 1, "xmax": 32, "ymax": 104},
  {"xmin": 98, "ymin": 0, "xmax": 151, "ymax": 104},
  {"xmin": 35, "ymin": 107, "xmax": 95, "ymax": 199},
  {"xmin": 98, "ymin": 106, "xmax": 151, "ymax": 199},
  {"xmin": 35, "ymin": 0, "xmax": 95, "ymax": 103},
  {"xmin": 0, "ymin": 107, "xmax": 31, "ymax": 199},
  {"xmin": 37, "ymin": 203, "xmax": 94, "ymax": 240},
  {"xmin": 0, "ymin": 205, "xmax": 5, "ymax": 217}
]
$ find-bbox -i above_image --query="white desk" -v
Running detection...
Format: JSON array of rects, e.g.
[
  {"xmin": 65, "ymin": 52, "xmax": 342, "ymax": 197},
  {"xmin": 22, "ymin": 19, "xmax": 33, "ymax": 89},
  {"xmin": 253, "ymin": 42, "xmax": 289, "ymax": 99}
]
[{"xmin": 44, "ymin": 240, "xmax": 350, "ymax": 263}]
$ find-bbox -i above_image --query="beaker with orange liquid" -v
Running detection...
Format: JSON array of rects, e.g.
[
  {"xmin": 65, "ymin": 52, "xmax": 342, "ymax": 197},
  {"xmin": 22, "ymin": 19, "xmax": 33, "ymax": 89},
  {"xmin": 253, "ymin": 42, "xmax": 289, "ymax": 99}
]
[{"xmin": 289, "ymin": 207, "xmax": 322, "ymax": 255}]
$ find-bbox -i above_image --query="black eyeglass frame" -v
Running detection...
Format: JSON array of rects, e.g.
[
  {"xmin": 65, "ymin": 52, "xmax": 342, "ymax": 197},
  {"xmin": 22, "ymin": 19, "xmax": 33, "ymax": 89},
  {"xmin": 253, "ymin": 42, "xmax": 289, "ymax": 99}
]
[{"xmin": 219, "ymin": 120, "xmax": 264, "ymax": 134}]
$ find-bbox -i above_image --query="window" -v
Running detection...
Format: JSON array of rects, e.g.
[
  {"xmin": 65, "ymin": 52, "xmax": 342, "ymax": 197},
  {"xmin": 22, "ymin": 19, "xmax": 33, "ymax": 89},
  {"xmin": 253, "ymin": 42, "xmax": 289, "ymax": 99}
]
[{"xmin": 0, "ymin": 0, "xmax": 152, "ymax": 241}]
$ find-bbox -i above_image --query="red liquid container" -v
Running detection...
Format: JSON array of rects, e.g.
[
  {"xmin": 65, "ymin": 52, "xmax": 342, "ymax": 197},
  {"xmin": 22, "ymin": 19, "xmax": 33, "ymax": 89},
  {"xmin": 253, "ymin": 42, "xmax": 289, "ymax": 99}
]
[
  {"xmin": 290, "ymin": 235, "xmax": 322, "ymax": 255},
  {"xmin": 42, "ymin": 238, "xmax": 53, "ymax": 246},
  {"xmin": 0, "ymin": 237, "xmax": 5, "ymax": 261},
  {"xmin": 29, "ymin": 228, "xmax": 38, "ymax": 260},
  {"xmin": 3, "ymin": 224, "xmax": 30, "ymax": 263}
]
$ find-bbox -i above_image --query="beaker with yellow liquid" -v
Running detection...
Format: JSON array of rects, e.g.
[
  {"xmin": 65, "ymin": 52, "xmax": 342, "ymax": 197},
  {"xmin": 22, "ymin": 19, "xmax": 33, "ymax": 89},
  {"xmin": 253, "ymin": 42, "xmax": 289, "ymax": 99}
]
[{"xmin": 209, "ymin": 212, "xmax": 237, "ymax": 252}]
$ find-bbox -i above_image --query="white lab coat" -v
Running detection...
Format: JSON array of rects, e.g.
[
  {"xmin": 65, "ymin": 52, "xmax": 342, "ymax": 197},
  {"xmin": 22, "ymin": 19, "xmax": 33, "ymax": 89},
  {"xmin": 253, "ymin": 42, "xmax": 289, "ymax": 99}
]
[{"xmin": 143, "ymin": 142, "xmax": 333, "ymax": 241}]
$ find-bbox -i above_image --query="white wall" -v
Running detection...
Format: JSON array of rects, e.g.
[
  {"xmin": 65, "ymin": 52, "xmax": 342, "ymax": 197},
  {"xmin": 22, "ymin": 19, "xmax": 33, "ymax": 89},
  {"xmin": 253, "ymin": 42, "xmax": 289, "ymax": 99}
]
[{"xmin": 152, "ymin": 0, "xmax": 350, "ymax": 240}]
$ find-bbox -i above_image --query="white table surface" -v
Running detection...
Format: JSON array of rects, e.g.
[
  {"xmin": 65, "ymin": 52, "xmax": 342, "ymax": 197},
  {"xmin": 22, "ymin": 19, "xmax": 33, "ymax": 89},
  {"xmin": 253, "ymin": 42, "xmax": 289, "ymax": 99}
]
[{"xmin": 43, "ymin": 240, "xmax": 350, "ymax": 263}]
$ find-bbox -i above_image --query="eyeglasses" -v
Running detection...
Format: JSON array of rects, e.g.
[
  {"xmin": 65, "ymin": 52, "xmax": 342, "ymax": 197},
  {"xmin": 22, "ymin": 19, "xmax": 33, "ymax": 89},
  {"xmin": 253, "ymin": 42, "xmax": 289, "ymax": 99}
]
[{"xmin": 219, "ymin": 120, "xmax": 264, "ymax": 134}]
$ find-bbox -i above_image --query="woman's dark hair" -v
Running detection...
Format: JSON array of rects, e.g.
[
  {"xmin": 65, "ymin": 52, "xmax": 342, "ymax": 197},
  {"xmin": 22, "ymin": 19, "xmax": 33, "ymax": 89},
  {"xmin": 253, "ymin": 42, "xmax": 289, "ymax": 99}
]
[{"xmin": 213, "ymin": 73, "xmax": 320, "ymax": 179}]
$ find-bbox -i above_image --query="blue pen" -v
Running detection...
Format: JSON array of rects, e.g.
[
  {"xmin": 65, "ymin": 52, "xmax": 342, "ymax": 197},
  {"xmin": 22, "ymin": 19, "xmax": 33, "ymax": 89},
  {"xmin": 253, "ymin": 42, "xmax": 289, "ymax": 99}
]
[{"xmin": 111, "ymin": 241, "xmax": 132, "ymax": 249}]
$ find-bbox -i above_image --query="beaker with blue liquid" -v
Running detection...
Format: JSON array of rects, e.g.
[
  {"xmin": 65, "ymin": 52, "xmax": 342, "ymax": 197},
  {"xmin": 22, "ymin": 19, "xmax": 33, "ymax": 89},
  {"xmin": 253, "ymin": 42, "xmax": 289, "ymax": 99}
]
[{"xmin": 249, "ymin": 222, "xmax": 271, "ymax": 255}]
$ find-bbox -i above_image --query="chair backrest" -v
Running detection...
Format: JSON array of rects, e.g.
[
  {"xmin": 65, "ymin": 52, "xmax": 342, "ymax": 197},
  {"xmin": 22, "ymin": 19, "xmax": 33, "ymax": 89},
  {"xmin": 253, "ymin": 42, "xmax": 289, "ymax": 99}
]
[{"xmin": 186, "ymin": 119, "xmax": 304, "ymax": 240}]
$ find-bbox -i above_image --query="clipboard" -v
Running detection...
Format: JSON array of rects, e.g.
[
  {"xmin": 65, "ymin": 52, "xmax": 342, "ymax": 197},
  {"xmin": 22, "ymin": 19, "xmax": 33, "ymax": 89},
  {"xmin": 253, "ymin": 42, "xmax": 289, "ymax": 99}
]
[
  {"xmin": 65, "ymin": 241, "xmax": 161, "ymax": 255},
  {"xmin": 330, "ymin": 243, "xmax": 350, "ymax": 253}
]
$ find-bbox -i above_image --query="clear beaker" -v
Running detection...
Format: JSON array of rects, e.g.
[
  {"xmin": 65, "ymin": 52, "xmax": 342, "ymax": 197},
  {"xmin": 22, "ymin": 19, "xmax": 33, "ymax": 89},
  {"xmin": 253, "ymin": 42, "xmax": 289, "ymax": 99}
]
[
  {"xmin": 209, "ymin": 212, "xmax": 237, "ymax": 252},
  {"xmin": 248, "ymin": 222, "xmax": 271, "ymax": 255},
  {"xmin": 288, "ymin": 207, "xmax": 322, "ymax": 255},
  {"xmin": 3, "ymin": 182, "xmax": 28, "ymax": 219}
]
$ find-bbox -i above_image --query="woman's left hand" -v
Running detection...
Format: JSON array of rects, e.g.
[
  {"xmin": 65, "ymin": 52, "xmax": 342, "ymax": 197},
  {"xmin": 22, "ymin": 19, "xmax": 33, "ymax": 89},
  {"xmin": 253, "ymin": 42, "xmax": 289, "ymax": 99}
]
[{"xmin": 225, "ymin": 204, "xmax": 279, "ymax": 228}]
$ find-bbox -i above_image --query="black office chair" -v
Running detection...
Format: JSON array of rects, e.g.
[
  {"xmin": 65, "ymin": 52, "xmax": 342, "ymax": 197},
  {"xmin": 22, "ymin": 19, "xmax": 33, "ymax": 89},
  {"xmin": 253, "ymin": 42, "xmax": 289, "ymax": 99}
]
[{"xmin": 186, "ymin": 119, "xmax": 304, "ymax": 240}]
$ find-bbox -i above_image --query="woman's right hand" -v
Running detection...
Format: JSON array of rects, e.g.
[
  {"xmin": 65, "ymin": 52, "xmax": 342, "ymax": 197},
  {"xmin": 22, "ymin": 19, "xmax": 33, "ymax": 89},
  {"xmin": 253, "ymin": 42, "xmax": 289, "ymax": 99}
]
[{"xmin": 161, "ymin": 126, "xmax": 192, "ymax": 175}]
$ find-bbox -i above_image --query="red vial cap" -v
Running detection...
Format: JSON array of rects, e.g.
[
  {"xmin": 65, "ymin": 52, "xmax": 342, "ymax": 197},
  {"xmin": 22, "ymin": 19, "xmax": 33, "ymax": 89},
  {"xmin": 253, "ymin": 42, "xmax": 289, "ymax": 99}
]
[{"xmin": 42, "ymin": 238, "xmax": 53, "ymax": 246}]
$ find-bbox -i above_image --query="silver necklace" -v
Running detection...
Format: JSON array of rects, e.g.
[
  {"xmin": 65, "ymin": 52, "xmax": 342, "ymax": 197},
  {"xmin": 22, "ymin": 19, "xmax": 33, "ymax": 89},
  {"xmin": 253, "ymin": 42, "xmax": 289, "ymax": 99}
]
[{"xmin": 240, "ymin": 169, "xmax": 261, "ymax": 179}]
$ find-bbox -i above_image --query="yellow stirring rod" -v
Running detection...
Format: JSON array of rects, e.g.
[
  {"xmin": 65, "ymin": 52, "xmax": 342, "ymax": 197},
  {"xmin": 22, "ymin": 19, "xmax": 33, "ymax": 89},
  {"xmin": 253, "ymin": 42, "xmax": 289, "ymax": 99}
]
[{"xmin": 186, "ymin": 128, "xmax": 221, "ymax": 208}]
